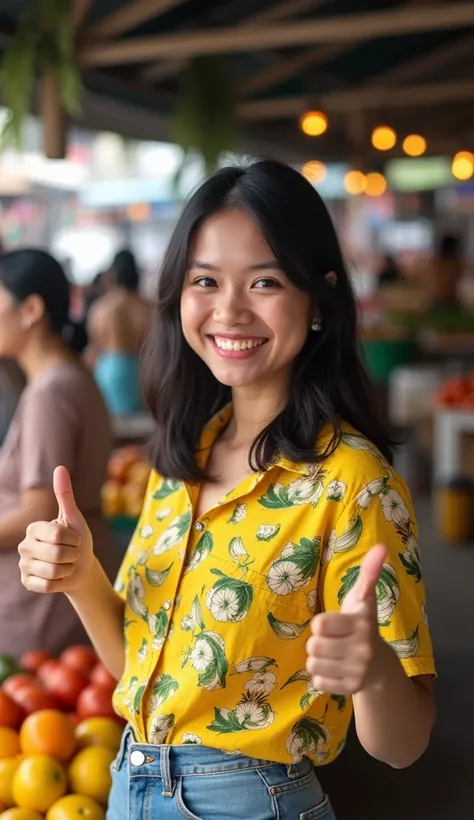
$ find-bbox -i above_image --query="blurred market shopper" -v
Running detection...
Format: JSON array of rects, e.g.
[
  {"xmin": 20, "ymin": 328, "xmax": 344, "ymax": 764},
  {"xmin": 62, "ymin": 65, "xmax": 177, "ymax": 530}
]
[
  {"xmin": 19, "ymin": 161, "xmax": 435, "ymax": 820},
  {"xmin": 430, "ymin": 232, "xmax": 463, "ymax": 307},
  {"xmin": 0, "ymin": 358, "xmax": 25, "ymax": 444},
  {"xmin": 376, "ymin": 252, "xmax": 402, "ymax": 289},
  {"xmin": 88, "ymin": 250, "xmax": 152, "ymax": 416},
  {"xmin": 0, "ymin": 248, "xmax": 119, "ymax": 657}
]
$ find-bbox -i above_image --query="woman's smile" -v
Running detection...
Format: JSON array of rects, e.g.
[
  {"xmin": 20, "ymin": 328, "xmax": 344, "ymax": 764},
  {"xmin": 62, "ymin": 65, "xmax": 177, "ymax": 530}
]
[{"xmin": 207, "ymin": 334, "xmax": 269, "ymax": 359}]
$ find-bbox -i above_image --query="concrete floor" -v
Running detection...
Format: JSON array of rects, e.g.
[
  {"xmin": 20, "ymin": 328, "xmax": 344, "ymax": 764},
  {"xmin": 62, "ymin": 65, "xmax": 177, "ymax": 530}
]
[{"xmin": 317, "ymin": 498, "xmax": 474, "ymax": 819}]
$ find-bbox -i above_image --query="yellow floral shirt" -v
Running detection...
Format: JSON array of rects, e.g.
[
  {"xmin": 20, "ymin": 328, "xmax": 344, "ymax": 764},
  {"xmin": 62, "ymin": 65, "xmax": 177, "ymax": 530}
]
[{"xmin": 113, "ymin": 405, "xmax": 435, "ymax": 766}]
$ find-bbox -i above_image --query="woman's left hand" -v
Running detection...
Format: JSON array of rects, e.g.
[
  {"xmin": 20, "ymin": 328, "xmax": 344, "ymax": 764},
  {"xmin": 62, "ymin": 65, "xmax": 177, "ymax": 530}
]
[{"xmin": 306, "ymin": 544, "xmax": 387, "ymax": 696}]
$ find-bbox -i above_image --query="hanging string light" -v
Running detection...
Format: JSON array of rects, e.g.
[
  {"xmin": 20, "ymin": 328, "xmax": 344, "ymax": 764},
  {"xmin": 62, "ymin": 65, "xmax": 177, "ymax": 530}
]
[
  {"xmin": 344, "ymin": 170, "xmax": 367, "ymax": 195},
  {"xmin": 299, "ymin": 111, "xmax": 328, "ymax": 137},
  {"xmin": 451, "ymin": 151, "xmax": 474, "ymax": 181},
  {"xmin": 403, "ymin": 135, "xmax": 427, "ymax": 157},
  {"xmin": 371, "ymin": 126, "xmax": 397, "ymax": 151},
  {"xmin": 365, "ymin": 172, "xmax": 387, "ymax": 197},
  {"xmin": 302, "ymin": 160, "xmax": 327, "ymax": 184}
]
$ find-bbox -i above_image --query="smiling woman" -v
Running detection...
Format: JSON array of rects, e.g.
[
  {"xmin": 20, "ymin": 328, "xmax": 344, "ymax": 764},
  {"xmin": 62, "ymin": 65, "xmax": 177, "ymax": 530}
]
[{"xmin": 19, "ymin": 159, "xmax": 435, "ymax": 820}]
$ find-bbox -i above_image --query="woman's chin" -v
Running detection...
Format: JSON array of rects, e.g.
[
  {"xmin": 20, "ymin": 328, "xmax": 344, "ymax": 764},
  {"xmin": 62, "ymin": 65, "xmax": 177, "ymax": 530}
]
[{"xmin": 209, "ymin": 364, "xmax": 264, "ymax": 390}]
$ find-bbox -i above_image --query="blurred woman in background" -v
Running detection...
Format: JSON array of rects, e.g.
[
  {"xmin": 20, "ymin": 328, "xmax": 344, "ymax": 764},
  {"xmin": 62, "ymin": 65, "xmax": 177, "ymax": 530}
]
[{"xmin": 0, "ymin": 248, "xmax": 119, "ymax": 657}]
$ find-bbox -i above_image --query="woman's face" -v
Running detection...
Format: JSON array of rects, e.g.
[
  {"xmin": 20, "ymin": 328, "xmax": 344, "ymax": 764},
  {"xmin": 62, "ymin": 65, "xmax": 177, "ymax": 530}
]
[
  {"xmin": 0, "ymin": 284, "xmax": 25, "ymax": 357},
  {"xmin": 180, "ymin": 209, "xmax": 313, "ymax": 390}
]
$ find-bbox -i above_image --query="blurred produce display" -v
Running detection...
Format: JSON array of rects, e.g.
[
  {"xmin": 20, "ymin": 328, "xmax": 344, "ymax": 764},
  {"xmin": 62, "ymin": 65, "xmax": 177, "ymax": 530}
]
[
  {"xmin": 0, "ymin": 647, "xmax": 123, "ymax": 818},
  {"xmin": 101, "ymin": 446, "xmax": 150, "ymax": 520},
  {"xmin": 436, "ymin": 373, "xmax": 474, "ymax": 409},
  {"xmin": 389, "ymin": 305, "xmax": 474, "ymax": 335}
]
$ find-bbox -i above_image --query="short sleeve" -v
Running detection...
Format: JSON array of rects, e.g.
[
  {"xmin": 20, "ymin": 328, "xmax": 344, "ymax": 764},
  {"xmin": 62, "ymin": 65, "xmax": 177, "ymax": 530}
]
[
  {"xmin": 319, "ymin": 474, "xmax": 436, "ymax": 679},
  {"xmin": 114, "ymin": 470, "xmax": 158, "ymax": 600},
  {"xmin": 20, "ymin": 384, "xmax": 78, "ymax": 492}
]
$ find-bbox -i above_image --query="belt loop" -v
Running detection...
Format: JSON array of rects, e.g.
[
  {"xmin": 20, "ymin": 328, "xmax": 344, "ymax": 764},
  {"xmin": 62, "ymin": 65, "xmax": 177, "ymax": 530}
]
[{"xmin": 160, "ymin": 745, "xmax": 174, "ymax": 797}]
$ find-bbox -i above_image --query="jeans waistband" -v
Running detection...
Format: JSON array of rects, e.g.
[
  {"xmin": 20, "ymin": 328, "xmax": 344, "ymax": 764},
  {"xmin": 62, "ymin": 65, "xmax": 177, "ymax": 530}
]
[{"xmin": 117, "ymin": 725, "xmax": 314, "ymax": 793}]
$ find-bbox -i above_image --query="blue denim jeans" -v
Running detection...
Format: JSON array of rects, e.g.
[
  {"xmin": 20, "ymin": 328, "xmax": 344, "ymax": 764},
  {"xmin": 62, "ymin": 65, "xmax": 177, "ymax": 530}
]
[{"xmin": 106, "ymin": 726, "xmax": 337, "ymax": 820}]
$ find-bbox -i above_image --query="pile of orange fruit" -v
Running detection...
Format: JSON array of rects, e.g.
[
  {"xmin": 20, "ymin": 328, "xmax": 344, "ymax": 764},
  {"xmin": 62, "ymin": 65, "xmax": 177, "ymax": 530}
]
[
  {"xmin": 101, "ymin": 446, "xmax": 150, "ymax": 519},
  {"xmin": 0, "ymin": 647, "xmax": 124, "ymax": 820},
  {"xmin": 436, "ymin": 372, "xmax": 474, "ymax": 409}
]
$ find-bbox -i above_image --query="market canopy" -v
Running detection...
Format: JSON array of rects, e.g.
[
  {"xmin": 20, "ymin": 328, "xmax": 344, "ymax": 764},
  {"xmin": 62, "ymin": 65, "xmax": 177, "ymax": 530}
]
[{"xmin": 0, "ymin": 0, "xmax": 473, "ymax": 164}]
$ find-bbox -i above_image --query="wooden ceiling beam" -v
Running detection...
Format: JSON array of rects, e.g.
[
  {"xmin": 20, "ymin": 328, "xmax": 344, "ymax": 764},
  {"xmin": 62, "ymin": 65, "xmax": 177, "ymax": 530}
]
[
  {"xmin": 72, "ymin": 0, "xmax": 95, "ymax": 30},
  {"xmin": 79, "ymin": 3, "xmax": 474, "ymax": 66},
  {"xmin": 368, "ymin": 33, "xmax": 474, "ymax": 86},
  {"xmin": 238, "ymin": 44, "xmax": 349, "ymax": 98},
  {"xmin": 238, "ymin": 0, "xmax": 417, "ymax": 99},
  {"xmin": 84, "ymin": 0, "xmax": 185, "ymax": 40},
  {"xmin": 140, "ymin": 0, "xmax": 332, "ymax": 84},
  {"xmin": 240, "ymin": 0, "xmax": 334, "ymax": 26},
  {"xmin": 238, "ymin": 79, "xmax": 474, "ymax": 119}
]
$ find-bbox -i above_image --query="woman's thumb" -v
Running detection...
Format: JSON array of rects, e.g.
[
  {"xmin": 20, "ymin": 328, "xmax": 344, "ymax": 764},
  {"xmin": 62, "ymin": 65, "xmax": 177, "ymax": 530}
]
[{"xmin": 53, "ymin": 466, "xmax": 80, "ymax": 527}]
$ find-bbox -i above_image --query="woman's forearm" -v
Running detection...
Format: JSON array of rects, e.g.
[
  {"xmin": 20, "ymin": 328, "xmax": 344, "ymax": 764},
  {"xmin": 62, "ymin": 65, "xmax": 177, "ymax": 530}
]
[
  {"xmin": 353, "ymin": 637, "xmax": 435, "ymax": 768},
  {"xmin": 66, "ymin": 556, "xmax": 126, "ymax": 680}
]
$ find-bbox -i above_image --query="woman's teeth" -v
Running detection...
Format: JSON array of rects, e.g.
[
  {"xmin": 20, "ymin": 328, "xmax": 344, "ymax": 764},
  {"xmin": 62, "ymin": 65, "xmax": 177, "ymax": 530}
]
[{"xmin": 213, "ymin": 337, "xmax": 266, "ymax": 351}]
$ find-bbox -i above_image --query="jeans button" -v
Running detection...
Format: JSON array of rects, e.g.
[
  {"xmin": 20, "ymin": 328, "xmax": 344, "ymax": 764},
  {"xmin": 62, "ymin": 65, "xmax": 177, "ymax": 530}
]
[{"xmin": 130, "ymin": 750, "xmax": 146, "ymax": 766}]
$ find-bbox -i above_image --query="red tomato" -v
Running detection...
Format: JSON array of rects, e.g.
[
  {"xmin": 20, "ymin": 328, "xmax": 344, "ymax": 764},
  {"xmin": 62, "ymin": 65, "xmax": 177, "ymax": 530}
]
[
  {"xmin": 44, "ymin": 665, "xmax": 89, "ymax": 710},
  {"xmin": 90, "ymin": 663, "xmax": 117, "ymax": 691},
  {"xmin": 2, "ymin": 673, "xmax": 34, "ymax": 697},
  {"xmin": 60, "ymin": 646, "xmax": 97, "ymax": 676},
  {"xmin": 0, "ymin": 690, "xmax": 24, "ymax": 728},
  {"xmin": 76, "ymin": 685, "xmax": 117, "ymax": 720},
  {"xmin": 20, "ymin": 650, "xmax": 52, "ymax": 674},
  {"xmin": 12, "ymin": 683, "xmax": 60, "ymax": 714},
  {"xmin": 37, "ymin": 659, "xmax": 62, "ymax": 687}
]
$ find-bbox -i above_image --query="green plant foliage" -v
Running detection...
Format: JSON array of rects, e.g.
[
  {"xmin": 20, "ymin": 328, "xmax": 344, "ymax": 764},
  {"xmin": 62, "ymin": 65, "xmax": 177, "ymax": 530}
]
[
  {"xmin": 0, "ymin": 0, "xmax": 82, "ymax": 149},
  {"xmin": 173, "ymin": 55, "xmax": 236, "ymax": 183}
]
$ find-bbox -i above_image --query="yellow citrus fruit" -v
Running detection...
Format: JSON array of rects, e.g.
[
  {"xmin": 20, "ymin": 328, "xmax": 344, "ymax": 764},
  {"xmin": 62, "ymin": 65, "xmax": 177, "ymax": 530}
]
[
  {"xmin": 74, "ymin": 718, "xmax": 122, "ymax": 752},
  {"xmin": 0, "ymin": 809, "xmax": 44, "ymax": 820},
  {"xmin": 69, "ymin": 746, "xmax": 114, "ymax": 805},
  {"xmin": 0, "ymin": 758, "xmax": 21, "ymax": 808},
  {"xmin": 0, "ymin": 731, "xmax": 20, "ymax": 761},
  {"xmin": 46, "ymin": 794, "xmax": 105, "ymax": 820},
  {"xmin": 12, "ymin": 756, "xmax": 67, "ymax": 813}
]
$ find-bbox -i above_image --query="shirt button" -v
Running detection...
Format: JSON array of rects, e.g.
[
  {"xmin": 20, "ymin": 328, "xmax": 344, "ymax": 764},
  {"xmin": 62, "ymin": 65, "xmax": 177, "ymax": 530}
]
[
  {"xmin": 194, "ymin": 521, "xmax": 204, "ymax": 532},
  {"xmin": 130, "ymin": 750, "xmax": 146, "ymax": 767}
]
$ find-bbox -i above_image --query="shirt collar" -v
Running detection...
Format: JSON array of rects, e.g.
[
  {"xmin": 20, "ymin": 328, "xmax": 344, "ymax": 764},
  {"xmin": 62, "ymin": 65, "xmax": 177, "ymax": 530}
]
[{"xmin": 196, "ymin": 403, "xmax": 329, "ymax": 477}]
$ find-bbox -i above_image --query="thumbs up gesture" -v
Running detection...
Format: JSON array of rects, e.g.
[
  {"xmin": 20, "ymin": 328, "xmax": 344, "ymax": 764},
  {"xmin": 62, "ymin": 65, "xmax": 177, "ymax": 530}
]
[
  {"xmin": 306, "ymin": 545, "xmax": 387, "ymax": 696},
  {"xmin": 19, "ymin": 466, "xmax": 94, "ymax": 594}
]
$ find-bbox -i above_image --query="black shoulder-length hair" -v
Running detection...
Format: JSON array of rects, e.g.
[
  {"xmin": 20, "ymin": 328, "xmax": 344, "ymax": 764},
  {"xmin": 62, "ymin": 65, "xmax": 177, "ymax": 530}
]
[{"xmin": 142, "ymin": 157, "xmax": 394, "ymax": 481}]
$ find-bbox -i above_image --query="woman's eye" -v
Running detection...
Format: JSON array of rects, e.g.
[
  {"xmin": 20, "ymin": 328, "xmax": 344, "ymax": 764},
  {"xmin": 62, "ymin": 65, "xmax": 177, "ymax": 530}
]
[
  {"xmin": 252, "ymin": 278, "xmax": 283, "ymax": 289},
  {"xmin": 193, "ymin": 277, "xmax": 217, "ymax": 288}
]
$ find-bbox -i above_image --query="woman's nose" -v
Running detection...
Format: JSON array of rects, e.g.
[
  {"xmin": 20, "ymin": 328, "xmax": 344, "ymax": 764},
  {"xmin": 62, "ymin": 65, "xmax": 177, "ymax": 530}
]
[{"xmin": 212, "ymin": 291, "xmax": 253, "ymax": 325}]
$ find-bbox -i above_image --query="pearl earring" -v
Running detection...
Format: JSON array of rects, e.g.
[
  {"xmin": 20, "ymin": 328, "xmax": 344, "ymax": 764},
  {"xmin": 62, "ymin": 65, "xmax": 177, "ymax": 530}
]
[{"xmin": 311, "ymin": 320, "xmax": 322, "ymax": 332}]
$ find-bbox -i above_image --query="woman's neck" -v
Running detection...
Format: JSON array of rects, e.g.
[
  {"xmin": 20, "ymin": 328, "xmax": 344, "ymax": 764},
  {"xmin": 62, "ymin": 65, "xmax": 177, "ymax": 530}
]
[
  {"xmin": 17, "ymin": 334, "xmax": 74, "ymax": 382},
  {"xmin": 224, "ymin": 380, "xmax": 289, "ymax": 447}
]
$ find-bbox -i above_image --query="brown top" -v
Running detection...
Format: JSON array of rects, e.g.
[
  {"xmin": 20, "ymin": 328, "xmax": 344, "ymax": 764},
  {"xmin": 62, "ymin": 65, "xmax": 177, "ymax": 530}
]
[{"xmin": 0, "ymin": 361, "xmax": 120, "ymax": 658}]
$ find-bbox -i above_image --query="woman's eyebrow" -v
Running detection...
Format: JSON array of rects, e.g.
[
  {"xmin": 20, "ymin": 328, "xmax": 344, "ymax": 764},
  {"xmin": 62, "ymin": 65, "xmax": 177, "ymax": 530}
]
[
  {"xmin": 188, "ymin": 259, "xmax": 221, "ymax": 271},
  {"xmin": 247, "ymin": 261, "xmax": 282, "ymax": 271},
  {"xmin": 187, "ymin": 260, "xmax": 282, "ymax": 272}
]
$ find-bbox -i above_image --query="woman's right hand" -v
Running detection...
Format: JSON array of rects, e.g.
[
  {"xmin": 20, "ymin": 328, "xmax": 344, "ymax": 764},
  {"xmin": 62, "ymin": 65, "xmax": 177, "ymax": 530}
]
[{"xmin": 19, "ymin": 466, "xmax": 95, "ymax": 594}]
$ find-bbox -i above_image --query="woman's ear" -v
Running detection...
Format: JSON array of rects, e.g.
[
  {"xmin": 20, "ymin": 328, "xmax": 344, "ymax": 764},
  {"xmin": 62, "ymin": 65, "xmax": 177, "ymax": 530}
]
[
  {"xmin": 20, "ymin": 294, "xmax": 46, "ymax": 329},
  {"xmin": 325, "ymin": 271, "xmax": 337, "ymax": 287}
]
